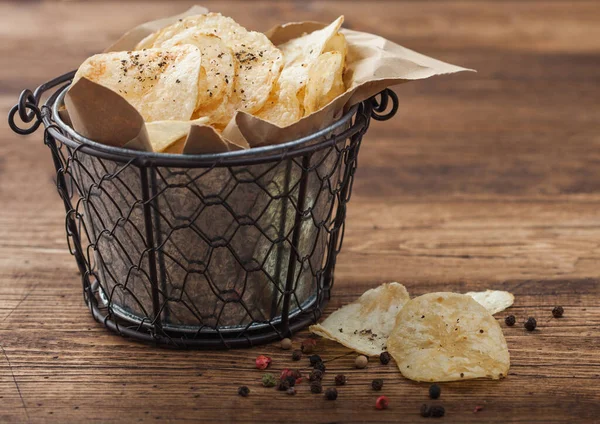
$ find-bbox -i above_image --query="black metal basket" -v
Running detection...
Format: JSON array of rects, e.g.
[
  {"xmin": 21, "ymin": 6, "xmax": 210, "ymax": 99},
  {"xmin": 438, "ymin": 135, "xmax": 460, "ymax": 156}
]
[{"xmin": 8, "ymin": 71, "xmax": 398, "ymax": 348}]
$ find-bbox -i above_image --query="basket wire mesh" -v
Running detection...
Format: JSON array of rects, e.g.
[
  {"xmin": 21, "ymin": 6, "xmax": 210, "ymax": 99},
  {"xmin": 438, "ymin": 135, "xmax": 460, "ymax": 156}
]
[{"xmin": 9, "ymin": 71, "xmax": 398, "ymax": 348}]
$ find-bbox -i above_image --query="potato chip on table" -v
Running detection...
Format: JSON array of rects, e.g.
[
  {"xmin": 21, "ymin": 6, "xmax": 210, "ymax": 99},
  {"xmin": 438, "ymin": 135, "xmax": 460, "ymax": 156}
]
[
  {"xmin": 387, "ymin": 292, "xmax": 510, "ymax": 382},
  {"xmin": 466, "ymin": 290, "xmax": 514, "ymax": 315},
  {"xmin": 309, "ymin": 282, "xmax": 410, "ymax": 356}
]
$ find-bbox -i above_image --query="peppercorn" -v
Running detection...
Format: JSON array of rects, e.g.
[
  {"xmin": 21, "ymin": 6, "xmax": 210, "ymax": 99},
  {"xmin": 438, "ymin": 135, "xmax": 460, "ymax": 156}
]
[
  {"xmin": 334, "ymin": 374, "xmax": 347, "ymax": 386},
  {"xmin": 524, "ymin": 317, "xmax": 537, "ymax": 331},
  {"xmin": 281, "ymin": 338, "xmax": 293, "ymax": 350},
  {"xmin": 301, "ymin": 339, "xmax": 316, "ymax": 354},
  {"xmin": 237, "ymin": 386, "xmax": 250, "ymax": 397},
  {"xmin": 375, "ymin": 395, "xmax": 389, "ymax": 410},
  {"xmin": 280, "ymin": 369, "xmax": 302, "ymax": 380},
  {"xmin": 310, "ymin": 381, "xmax": 323, "ymax": 394},
  {"xmin": 370, "ymin": 378, "xmax": 383, "ymax": 391},
  {"xmin": 379, "ymin": 351, "xmax": 392, "ymax": 365},
  {"xmin": 309, "ymin": 369, "xmax": 324, "ymax": 382},
  {"xmin": 429, "ymin": 384, "xmax": 441, "ymax": 399},
  {"xmin": 430, "ymin": 405, "xmax": 445, "ymax": 418},
  {"xmin": 277, "ymin": 380, "xmax": 290, "ymax": 391},
  {"xmin": 314, "ymin": 361, "xmax": 326, "ymax": 373},
  {"xmin": 420, "ymin": 404, "xmax": 431, "ymax": 417},
  {"xmin": 355, "ymin": 355, "xmax": 368, "ymax": 369},
  {"xmin": 261, "ymin": 373, "xmax": 277, "ymax": 388},
  {"xmin": 324, "ymin": 388, "xmax": 338, "ymax": 400},
  {"xmin": 255, "ymin": 355, "xmax": 271, "ymax": 370},
  {"xmin": 505, "ymin": 315, "xmax": 516, "ymax": 326},
  {"xmin": 292, "ymin": 350, "xmax": 302, "ymax": 361},
  {"xmin": 286, "ymin": 387, "xmax": 296, "ymax": 396},
  {"xmin": 309, "ymin": 354, "xmax": 322, "ymax": 366},
  {"xmin": 284, "ymin": 376, "xmax": 296, "ymax": 387},
  {"xmin": 552, "ymin": 306, "xmax": 564, "ymax": 318}
]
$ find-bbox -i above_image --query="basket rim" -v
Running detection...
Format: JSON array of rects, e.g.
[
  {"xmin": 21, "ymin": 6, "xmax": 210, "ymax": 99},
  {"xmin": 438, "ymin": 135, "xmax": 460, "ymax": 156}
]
[{"xmin": 47, "ymin": 83, "xmax": 366, "ymax": 167}]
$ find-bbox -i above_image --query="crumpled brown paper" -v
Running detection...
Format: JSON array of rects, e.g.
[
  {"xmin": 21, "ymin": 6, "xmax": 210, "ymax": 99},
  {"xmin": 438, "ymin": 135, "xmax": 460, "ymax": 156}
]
[{"xmin": 65, "ymin": 6, "xmax": 471, "ymax": 154}]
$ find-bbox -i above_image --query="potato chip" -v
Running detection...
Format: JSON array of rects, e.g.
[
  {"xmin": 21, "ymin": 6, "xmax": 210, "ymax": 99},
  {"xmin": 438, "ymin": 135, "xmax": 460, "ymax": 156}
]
[
  {"xmin": 387, "ymin": 293, "xmax": 510, "ymax": 382},
  {"xmin": 72, "ymin": 46, "xmax": 201, "ymax": 122},
  {"xmin": 303, "ymin": 51, "xmax": 345, "ymax": 115},
  {"xmin": 137, "ymin": 13, "xmax": 283, "ymax": 125},
  {"xmin": 146, "ymin": 117, "xmax": 209, "ymax": 152},
  {"xmin": 466, "ymin": 290, "xmax": 514, "ymax": 315},
  {"xmin": 254, "ymin": 16, "xmax": 344, "ymax": 126},
  {"xmin": 309, "ymin": 282, "xmax": 410, "ymax": 356}
]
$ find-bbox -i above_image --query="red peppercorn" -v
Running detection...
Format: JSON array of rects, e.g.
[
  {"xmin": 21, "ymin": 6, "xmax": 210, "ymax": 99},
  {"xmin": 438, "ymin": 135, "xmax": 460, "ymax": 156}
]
[
  {"xmin": 375, "ymin": 396, "xmax": 389, "ymax": 410},
  {"xmin": 301, "ymin": 339, "xmax": 317, "ymax": 354},
  {"xmin": 255, "ymin": 355, "xmax": 271, "ymax": 370}
]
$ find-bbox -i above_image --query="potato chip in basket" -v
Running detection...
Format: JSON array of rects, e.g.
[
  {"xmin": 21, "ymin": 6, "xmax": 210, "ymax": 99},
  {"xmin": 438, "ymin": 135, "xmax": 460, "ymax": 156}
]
[
  {"xmin": 387, "ymin": 292, "xmax": 510, "ymax": 382},
  {"xmin": 309, "ymin": 282, "xmax": 410, "ymax": 356}
]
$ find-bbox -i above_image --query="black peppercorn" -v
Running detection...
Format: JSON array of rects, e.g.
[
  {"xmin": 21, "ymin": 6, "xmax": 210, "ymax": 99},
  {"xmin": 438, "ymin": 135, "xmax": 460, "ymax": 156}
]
[
  {"xmin": 310, "ymin": 381, "xmax": 323, "ymax": 394},
  {"xmin": 420, "ymin": 404, "xmax": 431, "ymax": 417},
  {"xmin": 334, "ymin": 374, "xmax": 347, "ymax": 386},
  {"xmin": 524, "ymin": 317, "xmax": 537, "ymax": 331},
  {"xmin": 309, "ymin": 369, "xmax": 323, "ymax": 382},
  {"xmin": 371, "ymin": 379, "xmax": 384, "ymax": 391},
  {"xmin": 309, "ymin": 354, "xmax": 322, "ymax": 366},
  {"xmin": 284, "ymin": 376, "xmax": 296, "ymax": 387},
  {"xmin": 292, "ymin": 350, "xmax": 302, "ymax": 361},
  {"xmin": 237, "ymin": 386, "xmax": 250, "ymax": 397},
  {"xmin": 552, "ymin": 306, "xmax": 564, "ymax": 318},
  {"xmin": 324, "ymin": 388, "xmax": 338, "ymax": 400},
  {"xmin": 505, "ymin": 315, "xmax": 516, "ymax": 326},
  {"xmin": 313, "ymin": 361, "xmax": 326, "ymax": 373},
  {"xmin": 379, "ymin": 351, "xmax": 392, "ymax": 365},
  {"xmin": 429, "ymin": 384, "xmax": 441, "ymax": 399},
  {"xmin": 430, "ymin": 405, "xmax": 445, "ymax": 418},
  {"xmin": 277, "ymin": 380, "xmax": 290, "ymax": 391}
]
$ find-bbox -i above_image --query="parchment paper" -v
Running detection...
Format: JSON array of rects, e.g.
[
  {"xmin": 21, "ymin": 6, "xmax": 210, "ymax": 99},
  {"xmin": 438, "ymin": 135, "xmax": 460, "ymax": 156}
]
[{"xmin": 65, "ymin": 5, "xmax": 471, "ymax": 154}]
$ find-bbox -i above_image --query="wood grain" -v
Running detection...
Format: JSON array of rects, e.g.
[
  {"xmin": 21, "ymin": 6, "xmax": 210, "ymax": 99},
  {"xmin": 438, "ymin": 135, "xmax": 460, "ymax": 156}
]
[{"xmin": 1, "ymin": 1, "xmax": 600, "ymax": 423}]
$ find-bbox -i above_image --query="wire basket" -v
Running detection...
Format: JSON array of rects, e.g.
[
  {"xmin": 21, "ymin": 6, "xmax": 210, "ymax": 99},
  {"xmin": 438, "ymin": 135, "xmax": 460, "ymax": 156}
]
[{"xmin": 8, "ymin": 71, "xmax": 398, "ymax": 348}]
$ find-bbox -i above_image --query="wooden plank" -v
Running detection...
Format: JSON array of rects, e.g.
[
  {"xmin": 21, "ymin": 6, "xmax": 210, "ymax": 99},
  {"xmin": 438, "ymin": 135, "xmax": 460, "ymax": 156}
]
[{"xmin": 0, "ymin": 0, "xmax": 599, "ymax": 422}]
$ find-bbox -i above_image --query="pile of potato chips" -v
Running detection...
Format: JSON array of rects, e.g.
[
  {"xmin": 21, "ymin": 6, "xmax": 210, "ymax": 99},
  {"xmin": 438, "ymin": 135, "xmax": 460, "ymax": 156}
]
[
  {"xmin": 310, "ymin": 283, "xmax": 513, "ymax": 382},
  {"xmin": 71, "ymin": 13, "xmax": 347, "ymax": 153}
]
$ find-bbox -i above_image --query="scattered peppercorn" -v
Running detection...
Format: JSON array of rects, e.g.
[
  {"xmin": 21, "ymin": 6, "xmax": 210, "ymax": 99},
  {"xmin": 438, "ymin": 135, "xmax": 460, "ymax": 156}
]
[
  {"xmin": 280, "ymin": 369, "xmax": 302, "ymax": 380},
  {"xmin": 286, "ymin": 387, "xmax": 296, "ymax": 396},
  {"xmin": 474, "ymin": 405, "xmax": 484, "ymax": 413},
  {"xmin": 375, "ymin": 395, "xmax": 389, "ymax": 410},
  {"xmin": 277, "ymin": 380, "xmax": 290, "ymax": 391},
  {"xmin": 284, "ymin": 376, "xmax": 296, "ymax": 387},
  {"xmin": 301, "ymin": 339, "xmax": 316, "ymax": 354},
  {"xmin": 372, "ymin": 379, "xmax": 384, "ymax": 391},
  {"xmin": 505, "ymin": 315, "xmax": 516, "ymax": 326},
  {"xmin": 281, "ymin": 338, "xmax": 293, "ymax": 350},
  {"xmin": 310, "ymin": 381, "xmax": 323, "ymax": 394},
  {"xmin": 355, "ymin": 355, "xmax": 368, "ymax": 369},
  {"xmin": 237, "ymin": 386, "xmax": 250, "ymax": 397},
  {"xmin": 292, "ymin": 350, "xmax": 302, "ymax": 361},
  {"xmin": 524, "ymin": 317, "xmax": 537, "ymax": 331},
  {"xmin": 429, "ymin": 384, "xmax": 441, "ymax": 399},
  {"xmin": 324, "ymin": 388, "xmax": 338, "ymax": 400},
  {"xmin": 379, "ymin": 351, "xmax": 392, "ymax": 365},
  {"xmin": 334, "ymin": 374, "xmax": 347, "ymax": 386},
  {"xmin": 420, "ymin": 404, "xmax": 431, "ymax": 417},
  {"xmin": 314, "ymin": 361, "xmax": 326, "ymax": 373},
  {"xmin": 309, "ymin": 369, "xmax": 324, "ymax": 382},
  {"xmin": 261, "ymin": 373, "xmax": 277, "ymax": 387},
  {"xmin": 309, "ymin": 355, "xmax": 322, "ymax": 366},
  {"xmin": 430, "ymin": 405, "xmax": 445, "ymax": 418},
  {"xmin": 552, "ymin": 306, "xmax": 564, "ymax": 318},
  {"xmin": 255, "ymin": 355, "xmax": 271, "ymax": 370}
]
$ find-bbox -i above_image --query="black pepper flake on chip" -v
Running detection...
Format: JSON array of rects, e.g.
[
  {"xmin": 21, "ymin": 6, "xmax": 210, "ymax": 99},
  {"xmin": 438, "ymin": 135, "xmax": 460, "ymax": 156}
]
[{"xmin": 175, "ymin": 79, "xmax": 180, "ymax": 83}]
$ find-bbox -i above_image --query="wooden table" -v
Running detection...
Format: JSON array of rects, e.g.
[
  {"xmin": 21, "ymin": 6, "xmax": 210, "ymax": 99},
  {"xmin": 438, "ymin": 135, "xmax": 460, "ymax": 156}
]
[{"xmin": 1, "ymin": 1, "xmax": 599, "ymax": 422}]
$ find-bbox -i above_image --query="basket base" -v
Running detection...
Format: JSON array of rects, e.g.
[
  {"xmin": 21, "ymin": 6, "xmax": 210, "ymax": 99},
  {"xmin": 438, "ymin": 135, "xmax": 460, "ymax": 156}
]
[{"xmin": 86, "ymin": 281, "xmax": 329, "ymax": 349}]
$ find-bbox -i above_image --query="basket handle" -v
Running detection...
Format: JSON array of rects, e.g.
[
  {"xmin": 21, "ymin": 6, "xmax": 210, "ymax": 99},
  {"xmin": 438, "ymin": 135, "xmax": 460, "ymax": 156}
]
[
  {"xmin": 370, "ymin": 88, "xmax": 399, "ymax": 121},
  {"xmin": 8, "ymin": 71, "xmax": 76, "ymax": 135}
]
